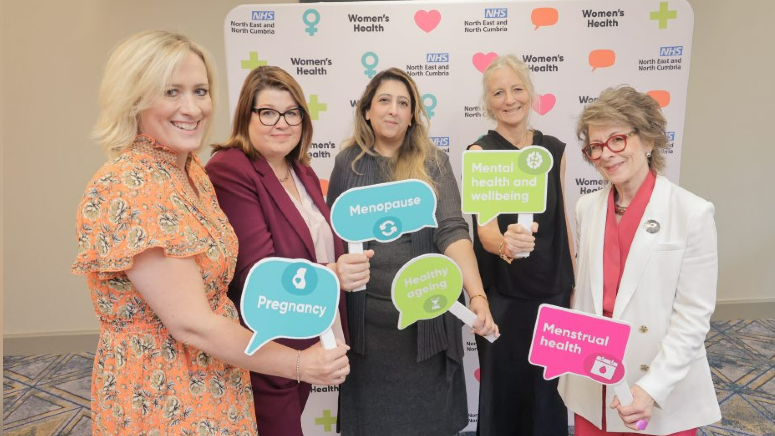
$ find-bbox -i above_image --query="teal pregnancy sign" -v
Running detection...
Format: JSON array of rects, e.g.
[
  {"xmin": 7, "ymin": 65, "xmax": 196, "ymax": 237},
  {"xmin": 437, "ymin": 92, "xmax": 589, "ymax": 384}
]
[
  {"xmin": 330, "ymin": 179, "xmax": 437, "ymax": 243},
  {"xmin": 462, "ymin": 147, "xmax": 554, "ymax": 225},
  {"xmin": 241, "ymin": 258, "xmax": 340, "ymax": 355}
]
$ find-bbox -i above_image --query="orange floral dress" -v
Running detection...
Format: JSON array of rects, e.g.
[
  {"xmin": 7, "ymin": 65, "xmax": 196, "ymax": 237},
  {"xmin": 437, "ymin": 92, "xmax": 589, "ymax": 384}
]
[{"xmin": 72, "ymin": 135, "xmax": 258, "ymax": 435}]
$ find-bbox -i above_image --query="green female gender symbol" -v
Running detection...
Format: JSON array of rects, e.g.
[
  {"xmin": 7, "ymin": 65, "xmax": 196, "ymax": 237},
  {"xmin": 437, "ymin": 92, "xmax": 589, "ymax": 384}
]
[
  {"xmin": 422, "ymin": 94, "xmax": 437, "ymax": 118},
  {"xmin": 361, "ymin": 52, "xmax": 379, "ymax": 78},
  {"xmin": 303, "ymin": 9, "xmax": 320, "ymax": 36}
]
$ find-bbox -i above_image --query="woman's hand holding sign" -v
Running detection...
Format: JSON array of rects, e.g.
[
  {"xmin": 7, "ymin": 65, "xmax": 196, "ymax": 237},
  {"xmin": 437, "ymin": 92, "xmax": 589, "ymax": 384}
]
[
  {"xmin": 328, "ymin": 250, "xmax": 374, "ymax": 291},
  {"xmin": 610, "ymin": 384, "xmax": 653, "ymax": 431},
  {"xmin": 468, "ymin": 294, "xmax": 499, "ymax": 337},
  {"xmin": 300, "ymin": 338, "xmax": 351, "ymax": 385},
  {"xmin": 503, "ymin": 222, "xmax": 539, "ymax": 258}
]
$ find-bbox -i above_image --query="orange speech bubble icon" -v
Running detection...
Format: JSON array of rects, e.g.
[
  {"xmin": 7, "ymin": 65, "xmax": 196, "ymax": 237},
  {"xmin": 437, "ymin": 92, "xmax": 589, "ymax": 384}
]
[
  {"xmin": 532, "ymin": 8, "xmax": 558, "ymax": 30},
  {"xmin": 589, "ymin": 49, "xmax": 616, "ymax": 72},
  {"xmin": 319, "ymin": 179, "xmax": 329, "ymax": 197},
  {"xmin": 647, "ymin": 90, "xmax": 671, "ymax": 108}
]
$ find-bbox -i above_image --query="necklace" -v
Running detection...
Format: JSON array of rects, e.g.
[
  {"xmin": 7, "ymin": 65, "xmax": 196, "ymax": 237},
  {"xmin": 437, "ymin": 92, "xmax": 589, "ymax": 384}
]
[
  {"xmin": 518, "ymin": 130, "xmax": 530, "ymax": 147},
  {"xmin": 496, "ymin": 128, "xmax": 530, "ymax": 149},
  {"xmin": 613, "ymin": 190, "xmax": 628, "ymax": 215},
  {"xmin": 279, "ymin": 163, "xmax": 291, "ymax": 182},
  {"xmin": 513, "ymin": 129, "xmax": 531, "ymax": 149}
]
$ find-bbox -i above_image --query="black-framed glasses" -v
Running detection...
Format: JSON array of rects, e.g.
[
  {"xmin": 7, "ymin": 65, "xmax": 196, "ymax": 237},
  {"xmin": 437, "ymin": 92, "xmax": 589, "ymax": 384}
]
[
  {"xmin": 251, "ymin": 107, "xmax": 304, "ymax": 126},
  {"xmin": 582, "ymin": 130, "xmax": 637, "ymax": 160}
]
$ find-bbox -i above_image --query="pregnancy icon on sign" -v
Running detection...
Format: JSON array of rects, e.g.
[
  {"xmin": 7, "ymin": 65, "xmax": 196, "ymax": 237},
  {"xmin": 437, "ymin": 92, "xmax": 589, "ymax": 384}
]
[{"xmin": 292, "ymin": 268, "xmax": 307, "ymax": 290}]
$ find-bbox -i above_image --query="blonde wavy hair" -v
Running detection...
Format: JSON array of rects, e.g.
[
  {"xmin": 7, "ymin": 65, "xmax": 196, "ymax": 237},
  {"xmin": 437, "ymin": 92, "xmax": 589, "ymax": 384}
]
[
  {"xmin": 92, "ymin": 30, "xmax": 217, "ymax": 157},
  {"xmin": 482, "ymin": 54, "xmax": 535, "ymax": 123},
  {"xmin": 343, "ymin": 68, "xmax": 440, "ymax": 188}
]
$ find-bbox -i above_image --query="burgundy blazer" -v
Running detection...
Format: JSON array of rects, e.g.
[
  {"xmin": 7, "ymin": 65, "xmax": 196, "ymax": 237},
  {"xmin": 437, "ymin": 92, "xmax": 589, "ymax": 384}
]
[{"xmin": 205, "ymin": 147, "xmax": 346, "ymax": 436}]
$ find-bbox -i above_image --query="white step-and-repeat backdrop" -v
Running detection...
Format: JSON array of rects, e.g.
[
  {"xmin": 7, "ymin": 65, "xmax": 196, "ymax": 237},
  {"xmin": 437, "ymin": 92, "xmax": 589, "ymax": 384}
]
[{"xmin": 224, "ymin": 0, "xmax": 693, "ymax": 433}]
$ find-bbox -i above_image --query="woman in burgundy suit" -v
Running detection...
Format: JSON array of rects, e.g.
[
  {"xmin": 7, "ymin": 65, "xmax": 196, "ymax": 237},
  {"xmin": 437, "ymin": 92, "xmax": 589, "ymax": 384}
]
[{"xmin": 206, "ymin": 66, "xmax": 373, "ymax": 436}]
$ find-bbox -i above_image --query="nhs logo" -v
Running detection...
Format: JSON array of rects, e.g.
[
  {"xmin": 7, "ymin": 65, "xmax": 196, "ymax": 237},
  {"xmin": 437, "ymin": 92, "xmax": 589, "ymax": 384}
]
[
  {"xmin": 251, "ymin": 11, "xmax": 275, "ymax": 21},
  {"xmin": 659, "ymin": 46, "xmax": 683, "ymax": 57},
  {"xmin": 431, "ymin": 137, "xmax": 450, "ymax": 151},
  {"xmin": 426, "ymin": 53, "xmax": 449, "ymax": 63},
  {"xmin": 484, "ymin": 8, "xmax": 508, "ymax": 18},
  {"xmin": 666, "ymin": 131, "xmax": 675, "ymax": 142}
]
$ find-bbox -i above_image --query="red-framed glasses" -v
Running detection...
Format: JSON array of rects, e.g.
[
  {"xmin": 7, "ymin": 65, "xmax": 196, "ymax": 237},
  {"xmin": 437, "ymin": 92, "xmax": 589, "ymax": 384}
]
[{"xmin": 582, "ymin": 130, "xmax": 637, "ymax": 160}]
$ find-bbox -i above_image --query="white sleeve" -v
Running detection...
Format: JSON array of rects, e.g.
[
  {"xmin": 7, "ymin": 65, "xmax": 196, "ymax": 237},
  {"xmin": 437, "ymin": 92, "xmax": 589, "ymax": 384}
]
[{"xmin": 636, "ymin": 201, "xmax": 717, "ymax": 406}]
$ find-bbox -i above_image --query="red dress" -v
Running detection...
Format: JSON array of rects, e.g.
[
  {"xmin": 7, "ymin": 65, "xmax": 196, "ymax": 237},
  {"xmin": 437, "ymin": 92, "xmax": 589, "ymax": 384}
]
[{"xmin": 575, "ymin": 171, "xmax": 696, "ymax": 436}]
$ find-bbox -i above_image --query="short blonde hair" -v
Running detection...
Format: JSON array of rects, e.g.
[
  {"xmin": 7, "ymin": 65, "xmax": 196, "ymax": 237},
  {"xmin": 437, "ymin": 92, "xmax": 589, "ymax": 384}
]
[
  {"xmin": 212, "ymin": 66, "xmax": 312, "ymax": 165},
  {"xmin": 576, "ymin": 86, "xmax": 668, "ymax": 173},
  {"xmin": 481, "ymin": 54, "xmax": 535, "ymax": 122},
  {"xmin": 92, "ymin": 30, "xmax": 217, "ymax": 157}
]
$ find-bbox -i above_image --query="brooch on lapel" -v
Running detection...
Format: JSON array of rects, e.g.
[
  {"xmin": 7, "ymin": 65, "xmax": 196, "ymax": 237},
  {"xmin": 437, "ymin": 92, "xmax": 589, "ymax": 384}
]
[{"xmin": 644, "ymin": 219, "xmax": 660, "ymax": 234}]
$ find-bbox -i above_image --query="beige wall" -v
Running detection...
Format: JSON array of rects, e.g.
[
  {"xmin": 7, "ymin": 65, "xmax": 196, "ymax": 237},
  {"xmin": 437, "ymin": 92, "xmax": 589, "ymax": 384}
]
[
  {"xmin": 3, "ymin": 0, "xmax": 774, "ymax": 351},
  {"xmin": 682, "ymin": 0, "xmax": 775, "ymax": 304},
  {"xmin": 1, "ymin": 0, "xmax": 293, "ymax": 340},
  {"xmin": 2, "ymin": 3, "xmax": 6, "ymax": 359}
]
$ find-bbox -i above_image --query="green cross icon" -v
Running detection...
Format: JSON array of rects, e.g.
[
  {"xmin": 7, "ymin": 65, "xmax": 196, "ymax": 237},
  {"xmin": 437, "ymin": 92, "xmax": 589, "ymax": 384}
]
[
  {"xmin": 650, "ymin": 2, "xmax": 677, "ymax": 29},
  {"xmin": 308, "ymin": 95, "xmax": 327, "ymax": 120},
  {"xmin": 315, "ymin": 409, "xmax": 337, "ymax": 432},
  {"xmin": 241, "ymin": 52, "xmax": 267, "ymax": 70}
]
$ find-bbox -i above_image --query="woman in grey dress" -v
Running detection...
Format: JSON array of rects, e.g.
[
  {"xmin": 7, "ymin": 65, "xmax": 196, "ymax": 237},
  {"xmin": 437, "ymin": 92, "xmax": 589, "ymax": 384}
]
[{"xmin": 327, "ymin": 68, "xmax": 499, "ymax": 436}]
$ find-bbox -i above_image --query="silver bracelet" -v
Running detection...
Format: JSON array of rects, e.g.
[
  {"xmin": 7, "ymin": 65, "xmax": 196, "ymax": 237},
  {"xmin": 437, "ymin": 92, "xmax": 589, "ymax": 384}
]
[{"xmin": 296, "ymin": 350, "xmax": 301, "ymax": 384}]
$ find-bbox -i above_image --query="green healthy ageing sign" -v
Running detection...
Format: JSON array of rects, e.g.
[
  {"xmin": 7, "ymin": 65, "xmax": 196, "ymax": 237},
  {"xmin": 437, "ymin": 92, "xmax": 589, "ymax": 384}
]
[
  {"xmin": 392, "ymin": 254, "xmax": 497, "ymax": 342},
  {"xmin": 462, "ymin": 147, "xmax": 554, "ymax": 225}
]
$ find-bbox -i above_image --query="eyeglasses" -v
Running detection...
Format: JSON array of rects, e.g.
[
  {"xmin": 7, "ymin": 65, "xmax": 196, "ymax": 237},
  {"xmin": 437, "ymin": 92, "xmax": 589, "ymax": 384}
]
[
  {"xmin": 582, "ymin": 130, "xmax": 637, "ymax": 160},
  {"xmin": 251, "ymin": 107, "xmax": 304, "ymax": 126}
]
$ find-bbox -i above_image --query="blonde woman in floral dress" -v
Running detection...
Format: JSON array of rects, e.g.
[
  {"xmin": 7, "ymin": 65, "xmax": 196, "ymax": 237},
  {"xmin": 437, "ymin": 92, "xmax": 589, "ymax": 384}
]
[{"xmin": 72, "ymin": 30, "xmax": 350, "ymax": 435}]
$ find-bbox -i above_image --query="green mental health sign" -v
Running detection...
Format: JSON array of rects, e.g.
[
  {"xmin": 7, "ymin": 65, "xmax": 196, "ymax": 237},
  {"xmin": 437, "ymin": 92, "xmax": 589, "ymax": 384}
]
[{"xmin": 461, "ymin": 147, "xmax": 554, "ymax": 226}]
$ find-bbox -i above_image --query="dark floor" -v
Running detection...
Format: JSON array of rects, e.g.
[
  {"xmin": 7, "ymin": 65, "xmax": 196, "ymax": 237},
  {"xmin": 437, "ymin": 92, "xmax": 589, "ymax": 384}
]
[{"xmin": 4, "ymin": 320, "xmax": 775, "ymax": 435}]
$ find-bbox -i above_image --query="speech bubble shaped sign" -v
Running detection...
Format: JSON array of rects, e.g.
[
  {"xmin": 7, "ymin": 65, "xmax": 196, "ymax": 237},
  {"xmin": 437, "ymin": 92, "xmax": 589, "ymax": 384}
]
[
  {"xmin": 589, "ymin": 49, "xmax": 616, "ymax": 71},
  {"xmin": 392, "ymin": 254, "xmax": 463, "ymax": 329},
  {"xmin": 241, "ymin": 258, "xmax": 340, "ymax": 355},
  {"xmin": 529, "ymin": 304, "xmax": 630, "ymax": 384},
  {"xmin": 647, "ymin": 90, "xmax": 671, "ymax": 108},
  {"xmin": 330, "ymin": 179, "xmax": 437, "ymax": 243},
  {"xmin": 461, "ymin": 147, "xmax": 554, "ymax": 226},
  {"xmin": 531, "ymin": 7, "xmax": 558, "ymax": 30}
]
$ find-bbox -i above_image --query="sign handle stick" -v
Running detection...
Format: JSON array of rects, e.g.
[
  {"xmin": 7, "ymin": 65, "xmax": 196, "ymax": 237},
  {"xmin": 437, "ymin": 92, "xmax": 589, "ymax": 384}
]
[
  {"xmin": 319, "ymin": 327, "xmax": 337, "ymax": 350},
  {"xmin": 448, "ymin": 301, "xmax": 497, "ymax": 343},
  {"xmin": 514, "ymin": 213, "xmax": 534, "ymax": 258},
  {"xmin": 612, "ymin": 380, "xmax": 633, "ymax": 405},
  {"xmin": 348, "ymin": 242, "xmax": 366, "ymax": 291}
]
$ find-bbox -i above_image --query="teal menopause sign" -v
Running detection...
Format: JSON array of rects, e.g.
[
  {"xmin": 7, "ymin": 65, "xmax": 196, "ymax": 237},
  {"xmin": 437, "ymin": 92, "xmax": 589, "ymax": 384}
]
[
  {"xmin": 241, "ymin": 258, "xmax": 340, "ymax": 354},
  {"xmin": 330, "ymin": 179, "xmax": 438, "ymax": 243}
]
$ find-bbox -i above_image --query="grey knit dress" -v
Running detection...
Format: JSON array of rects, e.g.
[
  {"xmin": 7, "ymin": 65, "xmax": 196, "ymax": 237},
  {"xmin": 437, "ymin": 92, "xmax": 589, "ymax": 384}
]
[{"xmin": 327, "ymin": 147, "xmax": 470, "ymax": 436}]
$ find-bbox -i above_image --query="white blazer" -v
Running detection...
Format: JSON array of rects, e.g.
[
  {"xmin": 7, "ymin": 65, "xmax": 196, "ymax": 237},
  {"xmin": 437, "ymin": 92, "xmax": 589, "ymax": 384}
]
[{"xmin": 558, "ymin": 175, "xmax": 721, "ymax": 434}]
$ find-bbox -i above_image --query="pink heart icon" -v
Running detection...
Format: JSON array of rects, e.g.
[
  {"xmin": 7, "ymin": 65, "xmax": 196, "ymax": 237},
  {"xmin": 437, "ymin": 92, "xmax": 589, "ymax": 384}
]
[
  {"xmin": 474, "ymin": 368, "xmax": 481, "ymax": 382},
  {"xmin": 532, "ymin": 93, "xmax": 556, "ymax": 115},
  {"xmin": 472, "ymin": 52, "xmax": 498, "ymax": 73},
  {"xmin": 414, "ymin": 10, "xmax": 441, "ymax": 33}
]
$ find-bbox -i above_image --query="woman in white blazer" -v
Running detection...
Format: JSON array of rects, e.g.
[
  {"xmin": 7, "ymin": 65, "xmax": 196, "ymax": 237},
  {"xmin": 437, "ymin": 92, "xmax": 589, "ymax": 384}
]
[{"xmin": 558, "ymin": 86, "xmax": 721, "ymax": 435}]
